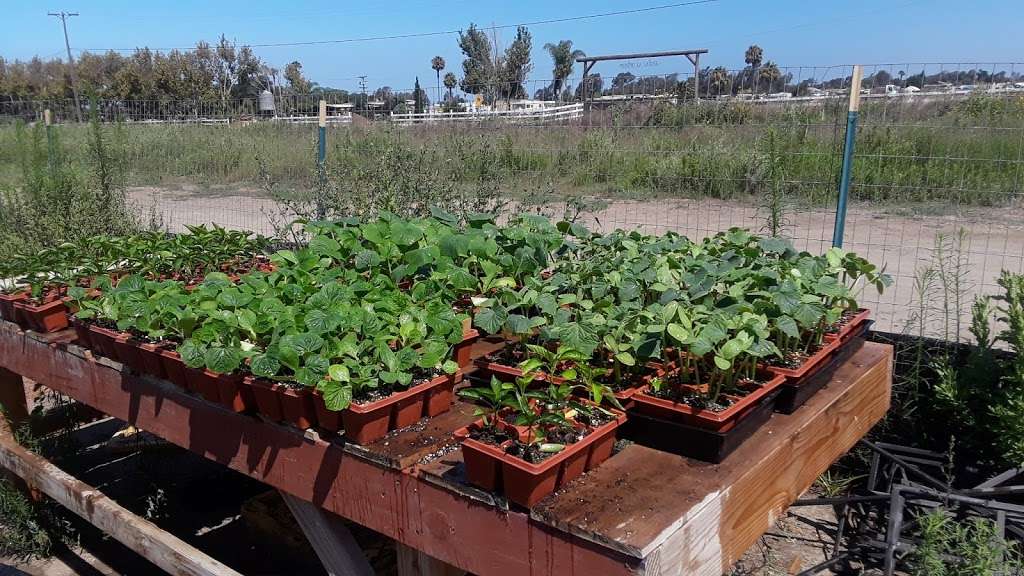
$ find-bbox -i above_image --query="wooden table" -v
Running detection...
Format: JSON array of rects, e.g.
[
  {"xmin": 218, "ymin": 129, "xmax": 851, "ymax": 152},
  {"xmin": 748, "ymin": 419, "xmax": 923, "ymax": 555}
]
[{"xmin": 0, "ymin": 320, "xmax": 892, "ymax": 576}]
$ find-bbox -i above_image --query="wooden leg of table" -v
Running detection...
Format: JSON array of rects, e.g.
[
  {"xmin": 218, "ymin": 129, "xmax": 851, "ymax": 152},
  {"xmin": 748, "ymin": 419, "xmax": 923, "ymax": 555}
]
[
  {"xmin": 0, "ymin": 366, "xmax": 30, "ymax": 432},
  {"xmin": 396, "ymin": 543, "xmax": 466, "ymax": 576},
  {"xmin": 279, "ymin": 491, "xmax": 375, "ymax": 576}
]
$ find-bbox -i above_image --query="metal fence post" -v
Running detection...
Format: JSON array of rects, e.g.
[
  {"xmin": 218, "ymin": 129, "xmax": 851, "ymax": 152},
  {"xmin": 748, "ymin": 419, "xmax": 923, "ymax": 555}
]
[{"xmin": 832, "ymin": 64, "xmax": 863, "ymax": 248}]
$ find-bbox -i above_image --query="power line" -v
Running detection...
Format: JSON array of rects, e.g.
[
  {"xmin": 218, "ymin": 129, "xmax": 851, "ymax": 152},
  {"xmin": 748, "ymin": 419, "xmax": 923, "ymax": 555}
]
[{"xmin": 81, "ymin": 0, "xmax": 722, "ymax": 52}]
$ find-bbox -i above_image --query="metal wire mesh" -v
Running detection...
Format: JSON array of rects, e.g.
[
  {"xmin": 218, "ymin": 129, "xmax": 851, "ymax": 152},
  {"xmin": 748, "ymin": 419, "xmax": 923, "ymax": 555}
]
[{"xmin": 2, "ymin": 62, "xmax": 1022, "ymax": 338}]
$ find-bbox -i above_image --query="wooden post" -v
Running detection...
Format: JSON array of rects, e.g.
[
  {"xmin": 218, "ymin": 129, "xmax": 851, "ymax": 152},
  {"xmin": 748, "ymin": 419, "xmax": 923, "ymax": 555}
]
[{"xmin": 279, "ymin": 491, "xmax": 375, "ymax": 576}]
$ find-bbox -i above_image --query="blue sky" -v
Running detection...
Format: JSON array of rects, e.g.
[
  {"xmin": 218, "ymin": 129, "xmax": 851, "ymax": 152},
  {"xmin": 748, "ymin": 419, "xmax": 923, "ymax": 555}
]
[{"xmin": 2, "ymin": 0, "xmax": 1020, "ymax": 92}]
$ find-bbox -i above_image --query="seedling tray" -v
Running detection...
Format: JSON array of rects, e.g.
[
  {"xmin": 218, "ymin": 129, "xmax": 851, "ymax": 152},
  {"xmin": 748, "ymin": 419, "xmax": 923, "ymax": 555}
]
[
  {"xmin": 826, "ymin": 308, "xmax": 871, "ymax": 342},
  {"xmin": 631, "ymin": 372, "xmax": 785, "ymax": 433},
  {"xmin": 774, "ymin": 320, "xmax": 873, "ymax": 414},
  {"xmin": 622, "ymin": 389, "xmax": 781, "ymax": 463},
  {"xmin": 455, "ymin": 407, "xmax": 627, "ymax": 508},
  {"xmin": 13, "ymin": 297, "xmax": 71, "ymax": 333}
]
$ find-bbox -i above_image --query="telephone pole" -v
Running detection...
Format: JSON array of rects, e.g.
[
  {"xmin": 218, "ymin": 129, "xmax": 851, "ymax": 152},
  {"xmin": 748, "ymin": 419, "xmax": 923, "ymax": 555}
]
[{"xmin": 48, "ymin": 11, "xmax": 83, "ymax": 122}]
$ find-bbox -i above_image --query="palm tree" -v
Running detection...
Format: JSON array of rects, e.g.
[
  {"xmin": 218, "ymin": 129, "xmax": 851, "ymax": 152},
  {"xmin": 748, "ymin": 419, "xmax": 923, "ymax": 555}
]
[
  {"xmin": 709, "ymin": 66, "xmax": 730, "ymax": 97},
  {"xmin": 443, "ymin": 72, "xmax": 457, "ymax": 101},
  {"xmin": 543, "ymin": 40, "xmax": 585, "ymax": 98},
  {"xmin": 431, "ymin": 56, "xmax": 446, "ymax": 104},
  {"xmin": 758, "ymin": 62, "xmax": 782, "ymax": 94},
  {"xmin": 745, "ymin": 44, "xmax": 763, "ymax": 93}
]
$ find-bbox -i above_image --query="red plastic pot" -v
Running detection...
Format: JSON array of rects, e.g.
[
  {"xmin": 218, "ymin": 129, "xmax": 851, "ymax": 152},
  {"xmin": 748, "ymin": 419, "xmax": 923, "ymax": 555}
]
[
  {"xmin": 13, "ymin": 298, "xmax": 70, "ymax": 333},
  {"xmin": 70, "ymin": 317, "xmax": 93, "ymax": 349},
  {"xmin": 765, "ymin": 338, "xmax": 841, "ymax": 382},
  {"xmin": 826, "ymin": 308, "xmax": 871, "ymax": 343},
  {"xmin": 341, "ymin": 374, "xmax": 455, "ymax": 445},
  {"xmin": 248, "ymin": 377, "xmax": 285, "ymax": 422},
  {"xmin": 88, "ymin": 324, "xmax": 128, "ymax": 362},
  {"xmin": 312, "ymin": 390, "xmax": 344, "ymax": 433},
  {"xmin": 185, "ymin": 367, "xmax": 227, "ymax": 404},
  {"xmin": 424, "ymin": 371, "xmax": 459, "ymax": 417},
  {"xmin": 216, "ymin": 374, "xmax": 255, "ymax": 413},
  {"xmin": 158, "ymin": 349, "xmax": 190, "ymax": 389},
  {"xmin": 279, "ymin": 386, "xmax": 317, "ymax": 430},
  {"xmin": 452, "ymin": 329, "xmax": 481, "ymax": 368},
  {"xmin": 112, "ymin": 335, "xmax": 143, "ymax": 372},
  {"xmin": 135, "ymin": 341, "xmax": 169, "ymax": 380},
  {"xmin": 0, "ymin": 291, "xmax": 28, "ymax": 322},
  {"xmin": 455, "ymin": 408, "xmax": 626, "ymax": 508},
  {"xmin": 632, "ymin": 372, "xmax": 785, "ymax": 433}
]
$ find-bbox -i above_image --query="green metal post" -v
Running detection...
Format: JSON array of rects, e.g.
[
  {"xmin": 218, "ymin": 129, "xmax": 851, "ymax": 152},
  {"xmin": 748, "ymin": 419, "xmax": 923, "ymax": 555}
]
[
  {"xmin": 832, "ymin": 65, "xmax": 863, "ymax": 248},
  {"xmin": 317, "ymin": 100, "xmax": 327, "ymax": 167}
]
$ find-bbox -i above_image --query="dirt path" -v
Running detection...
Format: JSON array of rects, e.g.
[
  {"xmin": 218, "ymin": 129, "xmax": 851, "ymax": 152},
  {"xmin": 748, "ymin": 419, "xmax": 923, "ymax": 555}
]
[{"xmin": 130, "ymin": 187, "xmax": 1024, "ymax": 337}]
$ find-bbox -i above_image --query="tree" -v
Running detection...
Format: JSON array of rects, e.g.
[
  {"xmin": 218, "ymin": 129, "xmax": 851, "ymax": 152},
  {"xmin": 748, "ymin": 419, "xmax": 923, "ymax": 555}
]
[
  {"xmin": 758, "ymin": 62, "xmax": 782, "ymax": 93},
  {"xmin": 544, "ymin": 40, "xmax": 584, "ymax": 98},
  {"xmin": 708, "ymin": 66, "xmax": 730, "ymax": 97},
  {"xmin": 284, "ymin": 61, "xmax": 311, "ymax": 94},
  {"xmin": 574, "ymin": 73, "xmax": 602, "ymax": 101},
  {"xmin": 413, "ymin": 76, "xmax": 426, "ymax": 114},
  {"xmin": 443, "ymin": 72, "xmax": 457, "ymax": 100},
  {"xmin": 611, "ymin": 72, "xmax": 636, "ymax": 94},
  {"xmin": 431, "ymin": 56, "xmax": 445, "ymax": 103},
  {"xmin": 744, "ymin": 44, "xmax": 763, "ymax": 69},
  {"xmin": 744, "ymin": 44, "xmax": 764, "ymax": 93},
  {"xmin": 499, "ymin": 26, "xmax": 532, "ymax": 103},
  {"xmin": 458, "ymin": 24, "xmax": 495, "ymax": 103}
]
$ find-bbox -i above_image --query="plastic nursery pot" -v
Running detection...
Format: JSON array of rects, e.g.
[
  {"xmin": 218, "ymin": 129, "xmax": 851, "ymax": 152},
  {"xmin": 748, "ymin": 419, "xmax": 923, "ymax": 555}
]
[
  {"xmin": 632, "ymin": 372, "xmax": 786, "ymax": 433},
  {"xmin": 13, "ymin": 298, "xmax": 71, "ymax": 333},
  {"xmin": 0, "ymin": 291, "xmax": 28, "ymax": 322},
  {"xmin": 453, "ymin": 425, "xmax": 509, "ymax": 492},
  {"xmin": 111, "ymin": 334, "xmax": 144, "ymax": 374},
  {"xmin": 472, "ymin": 357, "xmax": 546, "ymax": 385},
  {"xmin": 278, "ymin": 385, "xmax": 317, "ymax": 430},
  {"xmin": 826, "ymin": 308, "xmax": 871, "ymax": 343},
  {"xmin": 452, "ymin": 329, "xmax": 481, "ymax": 369},
  {"xmin": 134, "ymin": 341, "xmax": 170, "ymax": 380},
  {"xmin": 247, "ymin": 377, "xmax": 285, "ymax": 422},
  {"xmin": 341, "ymin": 374, "xmax": 455, "ymax": 445},
  {"xmin": 184, "ymin": 367, "xmax": 229, "ymax": 405},
  {"xmin": 455, "ymin": 408, "xmax": 626, "ymax": 508},
  {"xmin": 87, "ymin": 324, "xmax": 128, "ymax": 362},
  {"xmin": 158, "ymin": 349, "xmax": 190, "ymax": 390},
  {"xmin": 216, "ymin": 373, "xmax": 255, "ymax": 413},
  {"xmin": 424, "ymin": 371, "xmax": 460, "ymax": 418},
  {"xmin": 70, "ymin": 317, "xmax": 93, "ymax": 349},
  {"xmin": 312, "ymin": 390, "xmax": 343, "ymax": 433},
  {"xmin": 764, "ymin": 337, "xmax": 841, "ymax": 382}
]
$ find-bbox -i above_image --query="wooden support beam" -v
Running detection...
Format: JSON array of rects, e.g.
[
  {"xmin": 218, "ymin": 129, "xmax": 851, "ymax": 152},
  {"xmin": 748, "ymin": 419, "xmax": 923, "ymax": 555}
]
[
  {"xmin": 397, "ymin": 542, "xmax": 466, "ymax": 576},
  {"xmin": 0, "ymin": 366, "xmax": 30, "ymax": 429},
  {"xmin": 279, "ymin": 491, "xmax": 375, "ymax": 576},
  {"xmin": 0, "ymin": 424, "xmax": 243, "ymax": 576}
]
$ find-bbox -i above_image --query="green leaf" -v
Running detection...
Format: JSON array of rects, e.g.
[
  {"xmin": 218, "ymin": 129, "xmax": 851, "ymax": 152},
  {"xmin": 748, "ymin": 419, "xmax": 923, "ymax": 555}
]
[
  {"xmin": 250, "ymin": 353, "xmax": 281, "ymax": 378},
  {"xmin": 204, "ymin": 346, "xmax": 242, "ymax": 374},
  {"xmin": 319, "ymin": 380, "xmax": 353, "ymax": 411},
  {"xmin": 177, "ymin": 339, "xmax": 205, "ymax": 369},
  {"xmin": 714, "ymin": 355, "xmax": 732, "ymax": 370},
  {"xmin": 615, "ymin": 352, "xmax": 636, "ymax": 367},
  {"xmin": 667, "ymin": 323, "xmax": 690, "ymax": 343},
  {"xmin": 328, "ymin": 364, "xmax": 350, "ymax": 382},
  {"xmin": 474, "ymin": 306, "xmax": 508, "ymax": 335}
]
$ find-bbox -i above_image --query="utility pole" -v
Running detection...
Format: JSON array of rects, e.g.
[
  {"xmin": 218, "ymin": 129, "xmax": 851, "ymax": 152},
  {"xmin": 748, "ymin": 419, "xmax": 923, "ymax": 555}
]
[
  {"xmin": 48, "ymin": 11, "xmax": 83, "ymax": 123},
  {"xmin": 357, "ymin": 75, "xmax": 368, "ymax": 116}
]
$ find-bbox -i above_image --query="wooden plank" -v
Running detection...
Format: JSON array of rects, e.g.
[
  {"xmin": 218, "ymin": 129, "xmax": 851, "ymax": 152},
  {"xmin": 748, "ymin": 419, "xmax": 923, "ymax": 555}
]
[
  {"xmin": 279, "ymin": 491, "xmax": 375, "ymax": 576},
  {"xmin": 533, "ymin": 342, "xmax": 892, "ymax": 575},
  {"xmin": 0, "ymin": 424, "xmax": 243, "ymax": 576},
  {"xmin": 345, "ymin": 401, "xmax": 477, "ymax": 470}
]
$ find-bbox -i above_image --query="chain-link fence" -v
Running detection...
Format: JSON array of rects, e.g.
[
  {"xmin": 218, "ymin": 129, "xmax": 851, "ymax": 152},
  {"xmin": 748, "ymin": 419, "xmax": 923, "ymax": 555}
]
[{"xmin": 2, "ymin": 62, "xmax": 1022, "ymax": 338}]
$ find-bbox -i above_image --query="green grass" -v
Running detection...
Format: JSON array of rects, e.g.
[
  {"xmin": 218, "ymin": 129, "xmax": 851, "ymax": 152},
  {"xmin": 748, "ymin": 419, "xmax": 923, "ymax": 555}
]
[{"xmin": 2, "ymin": 95, "xmax": 1021, "ymax": 207}]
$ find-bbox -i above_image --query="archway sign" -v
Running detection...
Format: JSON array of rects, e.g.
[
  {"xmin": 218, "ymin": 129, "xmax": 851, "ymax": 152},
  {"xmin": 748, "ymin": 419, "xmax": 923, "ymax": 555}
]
[{"xmin": 575, "ymin": 49, "xmax": 710, "ymax": 111}]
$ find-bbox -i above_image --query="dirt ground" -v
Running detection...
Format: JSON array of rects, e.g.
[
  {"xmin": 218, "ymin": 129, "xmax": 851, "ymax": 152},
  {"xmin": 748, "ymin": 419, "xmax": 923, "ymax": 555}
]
[{"xmin": 131, "ymin": 185, "xmax": 1024, "ymax": 338}]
